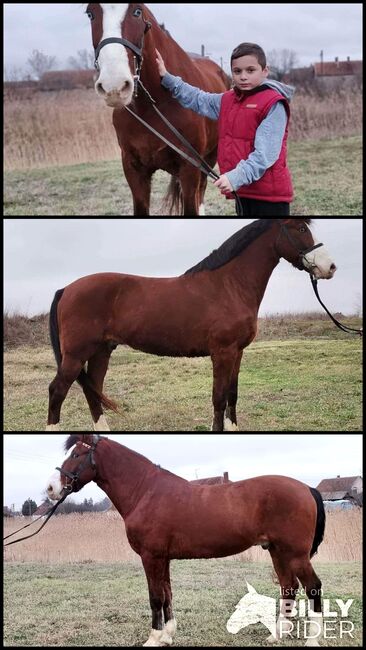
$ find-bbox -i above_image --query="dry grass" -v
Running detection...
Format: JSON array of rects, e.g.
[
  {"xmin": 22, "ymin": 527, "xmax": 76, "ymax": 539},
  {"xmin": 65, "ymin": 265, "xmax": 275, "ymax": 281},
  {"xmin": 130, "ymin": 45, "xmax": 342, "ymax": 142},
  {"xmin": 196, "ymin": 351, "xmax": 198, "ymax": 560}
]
[
  {"xmin": 4, "ymin": 87, "xmax": 362, "ymax": 171},
  {"xmin": 4, "ymin": 508, "xmax": 362, "ymax": 565}
]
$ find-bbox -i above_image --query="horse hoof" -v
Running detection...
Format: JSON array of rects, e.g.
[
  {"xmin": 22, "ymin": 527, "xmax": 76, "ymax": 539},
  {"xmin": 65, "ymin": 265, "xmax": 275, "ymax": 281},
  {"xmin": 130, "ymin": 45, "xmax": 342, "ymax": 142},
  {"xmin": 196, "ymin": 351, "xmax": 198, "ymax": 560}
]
[
  {"xmin": 224, "ymin": 418, "xmax": 238, "ymax": 431},
  {"xmin": 143, "ymin": 629, "xmax": 173, "ymax": 647},
  {"xmin": 266, "ymin": 634, "xmax": 279, "ymax": 643}
]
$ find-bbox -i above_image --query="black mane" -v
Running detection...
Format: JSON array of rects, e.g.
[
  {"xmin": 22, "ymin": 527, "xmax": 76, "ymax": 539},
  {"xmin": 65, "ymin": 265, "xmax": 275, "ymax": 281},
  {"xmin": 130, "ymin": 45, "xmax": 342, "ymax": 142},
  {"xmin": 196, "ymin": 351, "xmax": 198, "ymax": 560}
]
[
  {"xmin": 184, "ymin": 219, "xmax": 312, "ymax": 275},
  {"xmin": 64, "ymin": 434, "xmax": 80, "ymax": 451}
]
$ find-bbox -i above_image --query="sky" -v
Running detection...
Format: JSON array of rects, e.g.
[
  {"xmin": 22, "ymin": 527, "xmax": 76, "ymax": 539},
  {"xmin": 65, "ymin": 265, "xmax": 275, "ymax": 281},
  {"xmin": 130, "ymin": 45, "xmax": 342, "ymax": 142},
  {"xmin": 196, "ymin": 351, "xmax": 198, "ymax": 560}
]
[
  {"xmin": 3, "ymin": 433, "xmax": 363, "ymax": 511},
  {"xmin": 4, "ymin": 218, "xmax": 363, "ymax": 316},
  {"xmin": 4, "ymin": 3, "xmax": 362, "ymax": 77}
]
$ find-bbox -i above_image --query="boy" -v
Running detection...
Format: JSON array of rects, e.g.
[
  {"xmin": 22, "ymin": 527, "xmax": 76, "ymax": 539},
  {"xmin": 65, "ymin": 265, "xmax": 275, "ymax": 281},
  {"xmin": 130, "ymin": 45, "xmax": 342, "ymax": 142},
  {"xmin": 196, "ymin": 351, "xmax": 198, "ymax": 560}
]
[{"xmin": 156, "ymin": 43, "xmax": 295, "ymax": 216}]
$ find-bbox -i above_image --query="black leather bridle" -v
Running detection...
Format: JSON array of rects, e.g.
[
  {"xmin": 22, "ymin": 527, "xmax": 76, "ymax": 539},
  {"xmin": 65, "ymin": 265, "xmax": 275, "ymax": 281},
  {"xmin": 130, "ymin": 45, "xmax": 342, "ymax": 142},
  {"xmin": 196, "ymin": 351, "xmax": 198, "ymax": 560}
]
[
  {"xmin": 92, "ymin": 13, "xmax": 244, "ymax": 215},
  {"xmin": 56, "ymin": 436, "xmax": 102, "ymax": 493},
  {"xmin": 94, "ymin": 19, "xmax": 152, "ymax": 97},
  {"xmin": 4, "ymin": 436, "xmax": 106, "ymax": 547},
  {"xmin": 276, "ymin": 221, "xmax": 362, "ymax": 336},
  {"xmin": 276, "ymin": 220, "xmax": 324, "ymax": 271}
]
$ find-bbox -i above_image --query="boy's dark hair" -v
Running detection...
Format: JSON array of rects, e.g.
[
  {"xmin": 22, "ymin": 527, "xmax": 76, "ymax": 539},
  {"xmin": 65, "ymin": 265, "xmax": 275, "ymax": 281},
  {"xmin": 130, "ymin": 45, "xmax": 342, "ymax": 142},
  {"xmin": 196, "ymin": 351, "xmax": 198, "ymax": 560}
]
[{"xmin": 231, "ymin": 43, "xmax": 267, "ymax": 69}]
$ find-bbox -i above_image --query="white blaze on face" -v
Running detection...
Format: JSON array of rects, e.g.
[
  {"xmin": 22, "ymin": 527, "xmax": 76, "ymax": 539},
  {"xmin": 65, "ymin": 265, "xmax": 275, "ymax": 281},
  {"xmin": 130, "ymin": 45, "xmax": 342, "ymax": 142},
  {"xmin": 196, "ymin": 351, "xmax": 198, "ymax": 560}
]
[
  {"xmin": 46, "ymin": 471, "xmax": 63, "ymax": 501},
  {"xmin": 96, "ymin": 4, "xmax": 134, "ymax": 107},
  {"xmin": 303, "ymin": 241, "xmax": 336, "ymax": 280}
]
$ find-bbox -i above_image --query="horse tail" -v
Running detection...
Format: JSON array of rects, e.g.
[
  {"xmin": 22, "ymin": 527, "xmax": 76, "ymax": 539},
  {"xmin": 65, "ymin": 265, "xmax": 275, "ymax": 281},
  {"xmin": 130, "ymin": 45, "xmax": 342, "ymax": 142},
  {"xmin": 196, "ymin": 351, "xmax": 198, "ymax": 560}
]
[
  {"xmin": 49, "ymin": 288, "xmax": 118, "ymax": 414},
  {"xmin": 164, "ymin": 176, "xmax": 184, "ymax": 215},
  {"xmin": 49, "ymin": 288, "xmax": 65, "ymax": 368},
  {"xmin": 76, "ymin": 369, "xmax": 119, "ymax": 413},
  {"xmin": 309, "ymin": 487, "xmax": 326, "ymax": 558}
]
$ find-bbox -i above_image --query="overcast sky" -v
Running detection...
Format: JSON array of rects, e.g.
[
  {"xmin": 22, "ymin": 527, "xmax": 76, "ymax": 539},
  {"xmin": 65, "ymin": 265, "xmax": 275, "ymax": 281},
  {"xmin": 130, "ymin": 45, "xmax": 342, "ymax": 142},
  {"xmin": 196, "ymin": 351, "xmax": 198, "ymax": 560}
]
[
  {"xmin": 4, "ymin": 3, "xmax": 362, "ymax": 77},
  {"xmin": 4, "ymin": 218, "xmax": 363, "ymax": 316},
  {"xmin": 3, "ymin": 433, "xmax": 363, "ymax": 510}
]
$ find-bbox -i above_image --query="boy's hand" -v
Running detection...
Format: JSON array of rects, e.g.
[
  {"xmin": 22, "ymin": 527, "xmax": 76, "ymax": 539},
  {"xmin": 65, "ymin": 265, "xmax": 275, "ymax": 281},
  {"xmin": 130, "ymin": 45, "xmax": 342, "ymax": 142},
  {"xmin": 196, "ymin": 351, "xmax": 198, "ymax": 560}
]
[
  {"xmin": 213, "ymin": 174, "xmax": 234, "ymax": 194},
  {"xmin": 155, "ymin": 49, "xmax": 167, "ymax": 77}
]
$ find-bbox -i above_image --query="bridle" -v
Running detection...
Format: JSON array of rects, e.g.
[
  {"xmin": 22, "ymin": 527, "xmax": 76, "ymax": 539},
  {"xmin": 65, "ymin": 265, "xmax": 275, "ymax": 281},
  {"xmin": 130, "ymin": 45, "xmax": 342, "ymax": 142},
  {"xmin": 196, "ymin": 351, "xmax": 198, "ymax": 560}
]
[
  {"xmin": 92, "ymin": 12, "xmax": 244, "ymax": 216},
  {"xmin": 94, "ymin": 19, "xmax": 152, "ymax": 97},
  {"xmin": 276, "ymin": 221, "xmax": 324, "ymax": 272},
  {"xmin": 56, "ymin": 437, "xmax": 102, "ymax": 493},
  {"xmin": 276, "ymin": 221, "xmax": 362, "ymax": 337},
  {"xmin": 4, "ymin": 436, "xmax": 106, "ymax": 548}
]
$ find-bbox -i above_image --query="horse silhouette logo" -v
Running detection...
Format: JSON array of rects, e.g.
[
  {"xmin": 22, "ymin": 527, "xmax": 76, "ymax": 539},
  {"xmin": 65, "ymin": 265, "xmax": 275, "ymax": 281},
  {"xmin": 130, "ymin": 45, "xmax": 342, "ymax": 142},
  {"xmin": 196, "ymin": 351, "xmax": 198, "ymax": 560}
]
[{"xmin": 227, "ymin": 581, "xmax": 277, "ymax": 640}]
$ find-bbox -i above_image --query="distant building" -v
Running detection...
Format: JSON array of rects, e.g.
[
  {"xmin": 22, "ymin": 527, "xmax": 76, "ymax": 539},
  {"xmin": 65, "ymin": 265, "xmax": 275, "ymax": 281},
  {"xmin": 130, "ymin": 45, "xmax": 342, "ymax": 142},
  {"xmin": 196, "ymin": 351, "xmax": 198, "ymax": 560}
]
[
  {"xmin": 191, "ymin": 472, "xmax": 230, "ymax": 485},
  {"xmin": 316, "ymin": 475, "xmax": 362, "ymax": 509},
  {"xmin": 283, "ymin": 56, "xmax": 362, "ymax": 89}
]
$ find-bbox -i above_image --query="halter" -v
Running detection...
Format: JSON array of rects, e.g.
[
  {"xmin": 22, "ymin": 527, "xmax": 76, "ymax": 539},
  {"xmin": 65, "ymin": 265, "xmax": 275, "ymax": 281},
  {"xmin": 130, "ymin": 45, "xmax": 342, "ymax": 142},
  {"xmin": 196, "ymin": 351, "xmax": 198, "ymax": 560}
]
[
  {"xmin": 56, "ymin": 436, "xmax": 103, "ymax": 492},
  {"xmin": 94, "ymin": 20, "xmax": 152, "ymax": 96}
]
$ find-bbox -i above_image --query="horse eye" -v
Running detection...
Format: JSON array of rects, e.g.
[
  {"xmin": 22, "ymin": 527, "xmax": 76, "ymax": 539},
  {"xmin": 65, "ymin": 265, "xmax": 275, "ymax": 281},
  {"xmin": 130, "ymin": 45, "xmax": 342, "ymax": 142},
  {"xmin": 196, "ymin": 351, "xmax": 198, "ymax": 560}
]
[
  {"xmin": 133, "ymin": 8, "xmax": 143, "ymax": 18},
  {"xmin": 299, "ymin": 227, "xmax": 306, "ymax": 233},
  {"xmin": 86, "ymin": 11, "xmax": 94, "ymax": 21}
]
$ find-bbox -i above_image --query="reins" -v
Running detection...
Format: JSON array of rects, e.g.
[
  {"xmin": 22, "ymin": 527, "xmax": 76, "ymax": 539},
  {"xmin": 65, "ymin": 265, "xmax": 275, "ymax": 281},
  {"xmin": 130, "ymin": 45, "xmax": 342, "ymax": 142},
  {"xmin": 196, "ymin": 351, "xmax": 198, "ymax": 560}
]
[
  {"xmin": 125, "ymin": 79, "xmax": 244, "ymax": 216},
  {"xmin": 310, "ymin": 276, "xmax": 363, "ymax": 337},
  {"xmin": 3, "ymin": 491, "xmax": 70, "ymax": 547}
]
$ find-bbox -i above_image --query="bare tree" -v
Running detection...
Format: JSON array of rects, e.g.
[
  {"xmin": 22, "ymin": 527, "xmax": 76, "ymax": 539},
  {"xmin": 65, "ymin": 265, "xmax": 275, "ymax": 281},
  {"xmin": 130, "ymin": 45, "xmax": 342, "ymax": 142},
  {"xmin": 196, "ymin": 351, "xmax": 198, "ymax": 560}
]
[
  {"xmin": 68, "ymin": 49, "xmax": 95, "ymax": 70},
  {"xmin": 4, "ymin": 65, "xmax": 31, "ymax": 82},
  {"xmin": 27, "ymin": 50, "xmax": 57, "ymax": 80},
  {"xmin": 267, "ymin": 49, "xmax": 300, "ymax": 80}
]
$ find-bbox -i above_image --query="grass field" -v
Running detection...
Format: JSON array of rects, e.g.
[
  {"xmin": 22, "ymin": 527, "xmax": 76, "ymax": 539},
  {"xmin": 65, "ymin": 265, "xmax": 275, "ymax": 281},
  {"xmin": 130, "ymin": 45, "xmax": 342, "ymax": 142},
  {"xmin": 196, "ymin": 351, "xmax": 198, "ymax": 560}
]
[
  {"xmin": 4, "ymin": 136, "xmax": 362, "ymax": 216},
  {"xmin": 4, "ymin": 338, "xmax": 362, "ymax": 431},
  {"xmin": 4, "ymin": 560, "xmax": 362, "ymax": 646},
  {"xmin": 4, "ymin": 508, "xmax": 362, "ymax": 646}
]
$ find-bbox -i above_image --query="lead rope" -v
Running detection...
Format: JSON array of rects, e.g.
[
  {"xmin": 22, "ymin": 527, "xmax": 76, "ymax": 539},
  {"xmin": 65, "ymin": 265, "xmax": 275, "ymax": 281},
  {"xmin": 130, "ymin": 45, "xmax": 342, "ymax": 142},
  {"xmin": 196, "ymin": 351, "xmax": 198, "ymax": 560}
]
[
  {"xmin": 311, "ymin": 276, "xmax": 363, "ymax": 336},
  {"xmin": 3, "ymin": 491, "xmax": 70, "ymax": 547}
]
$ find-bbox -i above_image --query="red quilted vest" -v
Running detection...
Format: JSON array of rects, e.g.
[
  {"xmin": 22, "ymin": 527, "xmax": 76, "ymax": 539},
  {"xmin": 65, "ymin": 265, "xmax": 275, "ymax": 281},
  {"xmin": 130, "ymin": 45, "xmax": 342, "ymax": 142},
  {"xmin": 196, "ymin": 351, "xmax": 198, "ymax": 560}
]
[{"xmin": 218, "ymin": 86, "xmax": 294, "ymax": 202}]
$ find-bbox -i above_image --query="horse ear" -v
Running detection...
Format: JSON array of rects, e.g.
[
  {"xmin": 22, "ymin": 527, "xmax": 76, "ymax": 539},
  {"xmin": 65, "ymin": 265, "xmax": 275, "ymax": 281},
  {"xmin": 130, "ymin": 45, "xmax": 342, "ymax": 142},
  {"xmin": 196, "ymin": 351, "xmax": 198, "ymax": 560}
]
[{"xmin": 246, "ymin": 581, "xmax": 257, "ymax": 594}]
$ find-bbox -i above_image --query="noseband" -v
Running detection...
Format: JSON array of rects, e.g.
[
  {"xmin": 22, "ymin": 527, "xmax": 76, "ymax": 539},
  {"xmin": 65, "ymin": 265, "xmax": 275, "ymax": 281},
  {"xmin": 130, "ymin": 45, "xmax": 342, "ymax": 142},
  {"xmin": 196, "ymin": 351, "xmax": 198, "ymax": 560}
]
[
  {"xmin": 94, "ymin": 19, "xmax": 152, "ymax": 96},
  {"xmin": 56, "ymin": 438, "xmax": 101, "ymax": 493},
  {"xmin": 276, "ymin": 221, "xmax": 324, "ymax": 271}
]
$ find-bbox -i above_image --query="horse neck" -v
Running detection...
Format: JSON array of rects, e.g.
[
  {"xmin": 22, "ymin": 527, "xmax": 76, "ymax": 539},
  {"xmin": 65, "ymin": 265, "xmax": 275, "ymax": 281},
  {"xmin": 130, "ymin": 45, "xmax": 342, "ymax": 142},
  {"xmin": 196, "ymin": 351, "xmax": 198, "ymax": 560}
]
[
  {"xmin": 228, "ymin": 228, "xmax": 281, "ymax": 311},
  {"xmin": 140, "ymin": 25, "xmax": 192, "ymax": 103},
  {"xmin": 95, "ymin": 440, "xmax": 154, "ymax": 518}
]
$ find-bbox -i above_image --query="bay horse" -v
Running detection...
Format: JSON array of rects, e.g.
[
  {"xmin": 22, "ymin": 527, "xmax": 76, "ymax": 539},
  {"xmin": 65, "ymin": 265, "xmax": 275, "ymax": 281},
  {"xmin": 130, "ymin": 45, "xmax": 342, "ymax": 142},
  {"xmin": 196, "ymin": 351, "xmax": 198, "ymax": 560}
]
[
  {"xmin": 47, "ymin": 434, "xmax": 326, "ymax": 646},
  {"xmin": 46, "ymin": 219, "xmax": 336, "ymax": 432},
  {"xmin": 86, "ymin": 3, "xmax": 230, "ymax": 215}
]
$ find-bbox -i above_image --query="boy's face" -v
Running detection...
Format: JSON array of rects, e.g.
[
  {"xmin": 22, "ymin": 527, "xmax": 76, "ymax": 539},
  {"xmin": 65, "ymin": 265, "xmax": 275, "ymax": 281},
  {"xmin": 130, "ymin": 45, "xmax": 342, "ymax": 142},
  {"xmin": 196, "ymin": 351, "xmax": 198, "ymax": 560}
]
[{"xmin": 231, "ymin": 54, "xmax": 269, "ymax": 91}]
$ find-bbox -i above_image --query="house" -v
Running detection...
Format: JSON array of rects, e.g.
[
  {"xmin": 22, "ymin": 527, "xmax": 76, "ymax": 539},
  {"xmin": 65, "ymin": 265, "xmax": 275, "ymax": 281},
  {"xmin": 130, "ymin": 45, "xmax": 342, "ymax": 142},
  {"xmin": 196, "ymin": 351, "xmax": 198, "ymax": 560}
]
[
  {"xmin": 316, "ymin": 475, "xmax": 362, "ymax": 508},
  {"xmin": 191, "ymin": 472, "xmax": 230, "ymax": 485}
]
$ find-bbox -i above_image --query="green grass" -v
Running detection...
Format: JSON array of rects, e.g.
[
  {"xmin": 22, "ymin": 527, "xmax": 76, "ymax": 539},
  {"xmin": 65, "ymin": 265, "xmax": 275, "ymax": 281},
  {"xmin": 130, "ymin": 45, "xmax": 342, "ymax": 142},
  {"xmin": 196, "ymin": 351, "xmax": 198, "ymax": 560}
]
[
  {"xmin": 4, "ymin": 338, "xmax": 362, "ymax": 431},
  {"xmin": 4, "ymin": 561, "xmax": 362, "ymax": 646},
  {"xmin": 4, "ymin": 136, "xmax": 362, "ymax": 215}
]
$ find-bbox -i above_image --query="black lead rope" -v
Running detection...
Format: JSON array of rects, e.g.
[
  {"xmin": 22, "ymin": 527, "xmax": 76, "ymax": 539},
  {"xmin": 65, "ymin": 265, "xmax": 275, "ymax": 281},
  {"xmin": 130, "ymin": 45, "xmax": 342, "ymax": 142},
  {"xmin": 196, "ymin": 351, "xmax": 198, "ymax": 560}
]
[
  {"xmin": 311, "ymin": 276, "xmax": 363, "ymax": 337},
  {"xmin": 3, "ymin": 491, "xmax": 70, "ymax": 547}
]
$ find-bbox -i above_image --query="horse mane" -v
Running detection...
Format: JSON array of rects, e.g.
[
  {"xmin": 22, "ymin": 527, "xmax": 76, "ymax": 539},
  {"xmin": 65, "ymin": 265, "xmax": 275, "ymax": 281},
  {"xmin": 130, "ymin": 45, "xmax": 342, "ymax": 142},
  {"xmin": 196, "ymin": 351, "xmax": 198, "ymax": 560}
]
[
  {"xmin": 184, "ymin": 219, "xmax": 313, "ymax": 275},
  {"xmin": 64, "ymin": 435, "xmax": 81, "ymax": 451}
]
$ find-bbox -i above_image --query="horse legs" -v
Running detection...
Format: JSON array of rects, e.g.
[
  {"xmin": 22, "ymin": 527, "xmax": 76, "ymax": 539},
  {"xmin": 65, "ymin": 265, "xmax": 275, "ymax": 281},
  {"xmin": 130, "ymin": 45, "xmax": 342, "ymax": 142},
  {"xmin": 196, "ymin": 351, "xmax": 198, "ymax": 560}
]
[
  {"xmin": 292, "ymin": 557, "xmax": 323, "ymax": 647},
  {"xmin": 82, "ymin": 345, "xmax": 113, "ymax": 431},
  {"xmin": 225, "ymin": 350, "xmax": 243, "ymax": 430},
  {"xmin": 141, "ymin": 553, "xmax": 175, "ymax": 647},
  {"xmin": 267, "ymin": 548, "xmax": 300, "ymax": 643},
  {"xmin": 122, "ymin": 154, "xmax": 152, "ymax": 215},
  {"xmin": 211, "ymin": 345, "xmax": 240, "ymax": 431},
  {"xmin": 46, "ymin": 355, "xmax": 84, "ymax": 430},
  {"xmin": 179, "ymin": 166, "xmax": 202, "ymax": 216}
]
